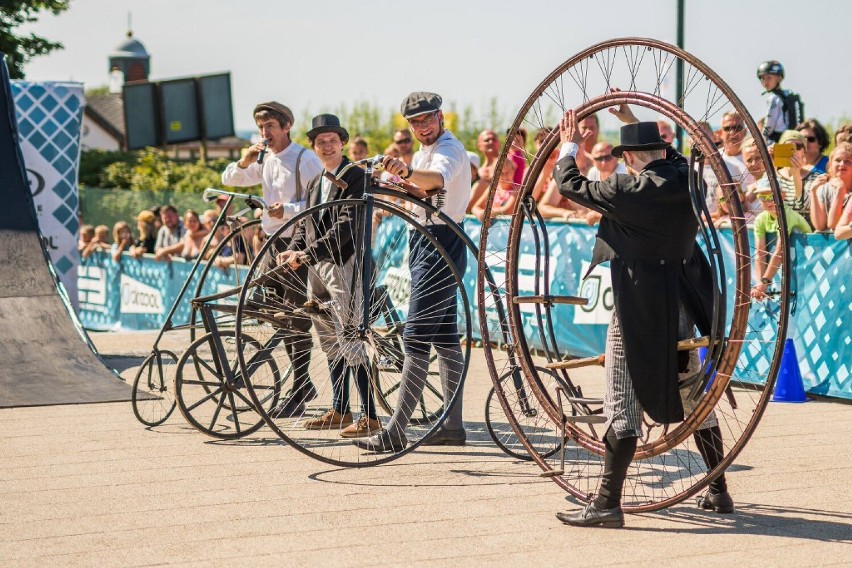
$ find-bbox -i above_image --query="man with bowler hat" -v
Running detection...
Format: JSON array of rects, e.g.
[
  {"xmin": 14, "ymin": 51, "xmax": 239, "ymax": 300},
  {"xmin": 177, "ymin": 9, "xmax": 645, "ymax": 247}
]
[
  {"xmin": 552, "ymin": 101, "xmax": 731, "ymax": 528},
  {"xmin": 222, "ymin": 102, "xmax": 323, "ymax": 419},
  {"xmin": 276, "ymin": 114, "xmax": 381, "ymax": 437},
  {"xmin": 355, "ymin": 91, "xmax": 471, "ymax": 452}
]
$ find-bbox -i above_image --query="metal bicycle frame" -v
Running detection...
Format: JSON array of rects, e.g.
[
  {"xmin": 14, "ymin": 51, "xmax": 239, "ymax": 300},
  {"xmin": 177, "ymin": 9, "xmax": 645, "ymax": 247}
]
[{"xmin": 147, "ymin": 190, "xmax": 265, "ymax": 351}]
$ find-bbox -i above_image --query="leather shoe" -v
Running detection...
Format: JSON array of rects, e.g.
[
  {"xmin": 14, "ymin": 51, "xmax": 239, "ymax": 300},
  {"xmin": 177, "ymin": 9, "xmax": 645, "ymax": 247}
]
[
  {"xmin": 697, "ymin": 491, "xmax": 734, "ymax": 514},
  {"xmin": 420, "ymin": 427, "xmax": 466, "ymax": 446},
  {"xmin": 269, "ymin": 385, "xmax": 318, "ymax": 419},
  {"xmin": 354, "ymin": 430, "xmax": 408, "ymax": 452},
  {"xmin": 556, "ymin": 503, "xmax": 624, "ymax": 528},
  {"xmin": 340, "ymin": 416, "xmax": 382, "ymax": 438},
  {"xmin": 302, "ymin": 409, "xmax": 353, "ymax": 430}
]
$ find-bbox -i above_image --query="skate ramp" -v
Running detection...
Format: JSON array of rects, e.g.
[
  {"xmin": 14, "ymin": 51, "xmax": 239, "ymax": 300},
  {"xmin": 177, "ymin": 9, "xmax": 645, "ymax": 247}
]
[{"xmin": 0, "ymin": 56, "xmax": 133, "ymax": 408}]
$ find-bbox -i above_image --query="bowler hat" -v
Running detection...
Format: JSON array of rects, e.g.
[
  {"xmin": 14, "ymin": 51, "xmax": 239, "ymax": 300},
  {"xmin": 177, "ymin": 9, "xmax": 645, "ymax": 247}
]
[
  {"xmin": 306, "ymin": 114, "xmax": 349, "ymax": 144},
  {"xmin": 611, "ymin": 122, "xmax": 669, "ymax": 157},
  {"xmin": 400, "ymin": 92, "xmax": 442, "ymax": 119}
]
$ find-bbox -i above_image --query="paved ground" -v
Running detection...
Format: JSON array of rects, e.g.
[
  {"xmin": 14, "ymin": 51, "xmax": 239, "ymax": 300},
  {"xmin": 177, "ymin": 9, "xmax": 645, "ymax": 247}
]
[{"xmin": 1, "ymin": 330, "xmax": 851, "ymax": 567}]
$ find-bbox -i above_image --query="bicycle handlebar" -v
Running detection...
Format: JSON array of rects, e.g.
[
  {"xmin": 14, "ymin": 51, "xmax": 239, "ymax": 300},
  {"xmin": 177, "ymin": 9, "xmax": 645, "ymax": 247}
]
[
  {"xmin": 202, "ymin": 188, "xmax": 269, "ymax": 211},
  {"xmin": 330, "ymin": 155, "xmax": 444, "ymax": 200},
  {"xmin": 331, "ymin": 154, "xmax": 387, "ymax": 182}
]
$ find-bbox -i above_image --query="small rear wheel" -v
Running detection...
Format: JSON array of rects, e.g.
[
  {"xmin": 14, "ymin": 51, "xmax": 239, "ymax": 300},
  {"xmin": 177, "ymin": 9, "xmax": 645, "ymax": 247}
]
[
  {"xmin": 485, "ymin": 366, "xmax": 562, "ymax": 461},
  {"xmin": 132, "ymin": 349, "xmax": 178, "ymax": 427}
]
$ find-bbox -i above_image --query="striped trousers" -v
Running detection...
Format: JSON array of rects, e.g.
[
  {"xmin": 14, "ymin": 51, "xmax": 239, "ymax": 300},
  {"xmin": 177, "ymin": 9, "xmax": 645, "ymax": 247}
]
[{"xmin": 603, "ymin": 305, "xmax": 718, "ymax": 439}]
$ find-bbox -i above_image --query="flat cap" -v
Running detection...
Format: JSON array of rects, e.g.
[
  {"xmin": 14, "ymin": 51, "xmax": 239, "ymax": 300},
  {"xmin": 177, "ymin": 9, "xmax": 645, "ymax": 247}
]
[
  {"xmin": 253, "ymin": 101, "xmax": 294, "ymax": 126},
  {"xmin": 400, "ymin": 91, "xmax": 442, "ymax": 119}
]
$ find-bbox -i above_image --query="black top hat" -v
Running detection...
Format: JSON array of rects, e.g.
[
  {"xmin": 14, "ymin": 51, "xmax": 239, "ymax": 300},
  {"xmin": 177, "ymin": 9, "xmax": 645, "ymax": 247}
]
[
  {"xmin": 611, "ymin": 122, "xmax": 669, "ymax": 157},
  {"xmin": 306, "ymin": 114, "xmax": 349, "ymax": 144}
]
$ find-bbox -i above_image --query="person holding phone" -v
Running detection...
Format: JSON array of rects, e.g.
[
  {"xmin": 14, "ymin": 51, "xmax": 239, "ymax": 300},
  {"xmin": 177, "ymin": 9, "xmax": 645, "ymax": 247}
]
[{"xmin": 768, "ymin": 130, "xmax": 818, "ymax": 227}]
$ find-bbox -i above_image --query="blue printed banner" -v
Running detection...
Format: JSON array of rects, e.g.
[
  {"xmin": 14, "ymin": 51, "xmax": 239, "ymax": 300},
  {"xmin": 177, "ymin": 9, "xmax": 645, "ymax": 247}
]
[
  {"xmin": 11, "ymin": 81, "xmax": 85, "ymax": 310},
  {"xmin": 79, "ymin": 222, "xmax": 852, "ymax": 400}
]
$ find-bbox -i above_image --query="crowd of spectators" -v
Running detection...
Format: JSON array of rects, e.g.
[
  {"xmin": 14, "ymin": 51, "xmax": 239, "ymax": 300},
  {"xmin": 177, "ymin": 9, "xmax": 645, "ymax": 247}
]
[
  {"xmin": 78, "ymin": 60, "xmax": 852, "ymax": 271},
  {"xmin": 77, "ymin": 196, "xmax": 265, "ymax": 267}
]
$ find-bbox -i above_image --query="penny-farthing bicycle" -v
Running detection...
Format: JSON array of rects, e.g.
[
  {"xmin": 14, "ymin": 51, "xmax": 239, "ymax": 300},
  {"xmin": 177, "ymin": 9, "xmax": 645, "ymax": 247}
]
[
  {"xmin": 131, "ymin": 189, "xmax": 283, "ymax": 438},
  {"xmin": 478, "ymin": 38, "xmax": 792, "ymax": 512},
  {"xmin": 233, "ymin": 156, "xmax": 515, "ymax": 467}
]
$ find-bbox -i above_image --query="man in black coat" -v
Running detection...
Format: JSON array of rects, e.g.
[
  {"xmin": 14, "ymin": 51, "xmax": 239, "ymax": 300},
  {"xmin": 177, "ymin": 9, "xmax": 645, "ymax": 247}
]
[
  {"xmin": 552, "ymin": 104, "xmax": 731, "ymax": 528},
  {"xmin": 273, "ymin": 114, "xmax": 380, "ymax": 439}
]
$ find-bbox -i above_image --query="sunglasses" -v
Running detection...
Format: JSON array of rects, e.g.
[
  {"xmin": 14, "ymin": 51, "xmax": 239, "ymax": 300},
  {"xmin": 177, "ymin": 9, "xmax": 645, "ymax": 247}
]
[
  {"xmin": 791, "ymin": 142, "xmax": 805, "ymax": 150},
  {"xmin": 722, "ymin": 124, "xmax": 744, "ymax": 133},
  {"xmin": 757, "ymin": 194, "xmax": 774, "ymax": 202},
  {"xmin": 592, "ymin": 155, "xmax": 614, "ymax": 162},
  {"xmin": 803, "ymin": 135, "xmax": 817, "ymax": 143},
  {"xmin": 394, "ymin": 138, "xmax": 412, "ymax": 144}
]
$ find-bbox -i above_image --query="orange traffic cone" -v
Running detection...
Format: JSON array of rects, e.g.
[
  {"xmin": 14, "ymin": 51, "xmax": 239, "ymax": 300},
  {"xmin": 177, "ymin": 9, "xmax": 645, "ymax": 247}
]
[{"xmin": 771, "ymin": 338, "xmax": 808, "ymax": 403}]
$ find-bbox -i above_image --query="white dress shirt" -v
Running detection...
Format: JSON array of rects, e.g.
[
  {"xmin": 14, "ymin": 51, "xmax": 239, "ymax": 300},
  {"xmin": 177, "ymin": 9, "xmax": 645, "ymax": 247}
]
[{"xmin": 222, "ymin": 142, "xmax": 323, "ymax": 236}]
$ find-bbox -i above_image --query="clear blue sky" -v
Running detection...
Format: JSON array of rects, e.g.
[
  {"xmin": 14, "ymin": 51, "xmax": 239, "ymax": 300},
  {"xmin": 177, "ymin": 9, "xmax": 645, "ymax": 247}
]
[{"xmin": 18, "ymin": 0, "xmax": 852, "ymax": 134}]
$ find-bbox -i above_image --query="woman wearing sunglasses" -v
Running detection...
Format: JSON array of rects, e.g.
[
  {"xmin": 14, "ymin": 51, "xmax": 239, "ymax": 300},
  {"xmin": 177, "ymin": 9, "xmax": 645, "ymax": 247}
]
[{"xmin": 797, "ymin": 119, "xmax": 830, "ymax": 174}]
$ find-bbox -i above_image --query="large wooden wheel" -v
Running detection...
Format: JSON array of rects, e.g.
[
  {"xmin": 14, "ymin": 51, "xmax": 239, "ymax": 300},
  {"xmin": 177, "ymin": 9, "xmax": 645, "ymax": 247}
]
[{"xmin": 477, "ymin": 38, "xmax": 792, "ymax": 512}]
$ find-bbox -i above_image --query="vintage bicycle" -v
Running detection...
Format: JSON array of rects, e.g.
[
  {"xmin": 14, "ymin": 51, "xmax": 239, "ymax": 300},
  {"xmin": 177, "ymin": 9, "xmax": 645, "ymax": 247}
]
[
  {"xmin": 477, "ymin": 38, "xmax": 792, "ymax": 511},
  {"xmin": 229, "ymin": 155, "xmax": 522, "ymax": 467},
  {"xmin": 131, "ymin": 189, "xmax": 281, "ymax": 439}
]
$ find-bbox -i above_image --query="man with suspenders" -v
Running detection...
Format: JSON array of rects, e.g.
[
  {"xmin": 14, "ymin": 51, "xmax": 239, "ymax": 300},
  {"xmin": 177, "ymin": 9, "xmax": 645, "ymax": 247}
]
[{"xmin": 222, "ymin": 102, "xmax": 323, "ymax": 418}]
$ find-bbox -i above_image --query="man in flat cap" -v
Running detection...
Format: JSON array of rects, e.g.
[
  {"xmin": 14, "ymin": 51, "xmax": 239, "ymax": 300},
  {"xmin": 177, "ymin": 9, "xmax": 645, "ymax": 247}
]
[
  {"xmin": 222, "ymin": 102, "xmax": 323, "ymax": 418},
  {"xmin": 276, "ymin": 114, "xmax": 380, "ymax": 437},
  {"xmin": 356, "ymin": 91, "xmax": 471, "ymax": 452},
  {"xmin": 552, "ymin": 100, "xmax": 731, "ymax": 527}
]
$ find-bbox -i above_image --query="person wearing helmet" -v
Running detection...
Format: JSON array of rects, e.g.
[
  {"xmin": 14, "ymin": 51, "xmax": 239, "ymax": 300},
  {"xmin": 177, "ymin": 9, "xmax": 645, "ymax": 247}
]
[{"xmin": 757, "ymin": 60, "xmax": 792, "ymax": 143}]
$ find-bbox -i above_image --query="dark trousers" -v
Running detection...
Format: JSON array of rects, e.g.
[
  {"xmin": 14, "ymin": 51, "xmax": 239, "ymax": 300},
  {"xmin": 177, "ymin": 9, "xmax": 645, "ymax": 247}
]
[
  {"xmin": 261, "ymin": 237, "xmax": 312, "ymax": 333},
  {"xmin": 402, "ymin": 224, "xmax": 467, "ymax": 354},
  {"xmin": 259, "ymin": 236, "xmax": 313, "ymax": 394}
]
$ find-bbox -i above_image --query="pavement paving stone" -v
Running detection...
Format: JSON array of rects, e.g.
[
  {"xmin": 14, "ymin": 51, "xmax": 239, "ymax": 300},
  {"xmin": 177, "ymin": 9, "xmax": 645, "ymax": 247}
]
[{"xmin": 0, "ymin": 331, "xmax": 850, "ymax": 566}]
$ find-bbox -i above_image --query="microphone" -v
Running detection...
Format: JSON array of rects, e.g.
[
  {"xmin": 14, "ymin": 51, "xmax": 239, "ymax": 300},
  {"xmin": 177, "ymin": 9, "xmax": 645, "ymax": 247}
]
[{"xmin": 257, "ymin": 139, "xmax": 269, "ymax": 164}]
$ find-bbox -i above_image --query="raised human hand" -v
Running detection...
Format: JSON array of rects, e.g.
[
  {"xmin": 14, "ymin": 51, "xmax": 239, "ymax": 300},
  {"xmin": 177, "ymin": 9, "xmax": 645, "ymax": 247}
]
[
  {"xmin": 559, "ymin": 109, "xmax": 589, "ymax": 146},
  {"xmin": 607, "ymin": 88, "xmax": 639, "ymax": 124}
]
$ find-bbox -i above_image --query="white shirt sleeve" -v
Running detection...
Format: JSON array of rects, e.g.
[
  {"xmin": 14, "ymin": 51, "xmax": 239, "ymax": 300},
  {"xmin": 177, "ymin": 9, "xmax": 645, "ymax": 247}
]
[
  {"xmin": 559, "ymin": 142, "xmax": 579, "ymax": 160},
  {"xmin": 221, "ymin": 161, "xmax": 262, "ymax": 187},
  {"xmin": 426, "ymin": 147, "xmax": 461, "ymax": 189}
]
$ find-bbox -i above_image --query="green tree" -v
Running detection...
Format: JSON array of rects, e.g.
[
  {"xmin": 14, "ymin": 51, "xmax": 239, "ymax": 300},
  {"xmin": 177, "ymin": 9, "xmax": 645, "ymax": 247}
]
[
  {"xmin": 84, "ymin": 85, "xmax": 109, "ymax": 97},
  {"xmin": 91, "ymin": 148, "xmax": 244, "ymax": 194},
  {"xmin": 0, "ymin": 0, "xmax": 70, "ymax": 79}
]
